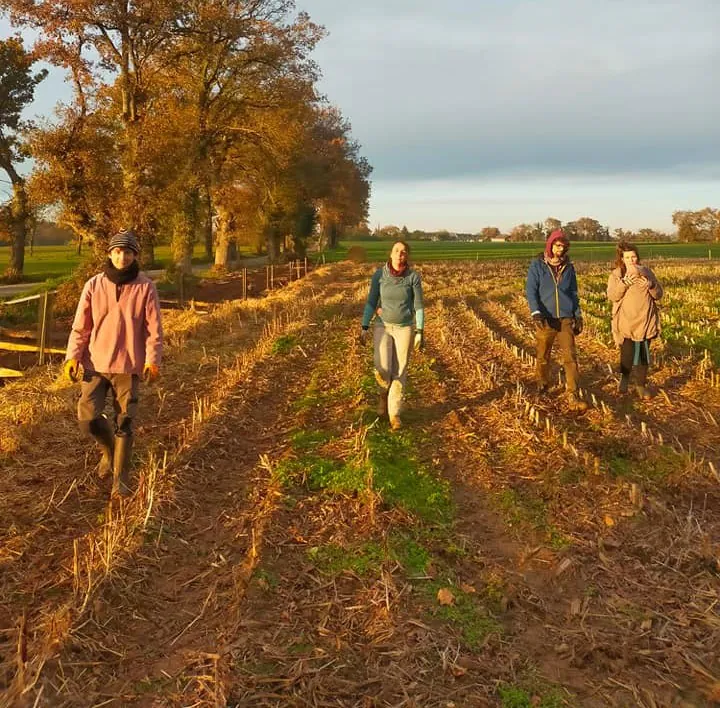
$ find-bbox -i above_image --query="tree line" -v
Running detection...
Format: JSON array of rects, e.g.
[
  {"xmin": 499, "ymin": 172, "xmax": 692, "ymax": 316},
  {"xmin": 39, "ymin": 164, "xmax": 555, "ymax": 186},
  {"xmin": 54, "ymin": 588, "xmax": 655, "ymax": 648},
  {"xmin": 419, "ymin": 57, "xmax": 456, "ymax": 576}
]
[
  {"xmin": 0, "ymin": 0, "xmax": 372, "ymax": 281},
  {"xmin": 369, "ymin": 210, "xmax": 720, "ymax": 244},
  {"xmin": 366, "ymin": 217, "xmax": 678, "ymax": 243}
]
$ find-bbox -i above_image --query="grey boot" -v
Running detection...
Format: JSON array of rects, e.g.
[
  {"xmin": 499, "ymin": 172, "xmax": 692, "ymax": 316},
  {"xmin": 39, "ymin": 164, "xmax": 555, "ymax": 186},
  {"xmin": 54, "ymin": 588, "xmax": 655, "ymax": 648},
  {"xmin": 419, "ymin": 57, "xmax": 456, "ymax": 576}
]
[
  {"xmin": 81, "ymin": 417, "xmax": 115, "ymax": 479},
  {"xmin": 112, "ymin": 434, "xmax": 134, "ymax": 497}
]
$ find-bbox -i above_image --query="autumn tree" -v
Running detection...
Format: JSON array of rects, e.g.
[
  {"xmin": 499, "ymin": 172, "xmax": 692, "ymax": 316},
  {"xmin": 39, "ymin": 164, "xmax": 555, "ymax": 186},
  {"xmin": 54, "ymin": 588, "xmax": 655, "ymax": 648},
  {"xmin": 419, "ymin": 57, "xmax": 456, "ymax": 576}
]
[
  {"xmin": 673, "ymin": 208, "xmax": 719, "ymax": 242},
  {"xmin": 310, "ymin": 107, "xmax": 371, "ymax": 251},
  {"xmin": 563, "ymin": 217, "xmax": 610, "ymax": 241},
  {"xmin": 154, "ymin": 0, "xmax": 324, "ymax": 270},
  {"xmin": 480, "ymin": 226, "xmax": 501, "ymax": 241},
  {"xmin": 544, "ymin": 217, "xmax": 561, "ymax": 235},
  {"xmin": 2, "ymin": 0, "xmax": 181, "ymax": 258},
  {"xmin": 0, "ymin": 36, "xmax": 47, "ymax": 280},
  {"xmin": 508, "ymin": 223, "xmax": 543, "ymax": 242}
]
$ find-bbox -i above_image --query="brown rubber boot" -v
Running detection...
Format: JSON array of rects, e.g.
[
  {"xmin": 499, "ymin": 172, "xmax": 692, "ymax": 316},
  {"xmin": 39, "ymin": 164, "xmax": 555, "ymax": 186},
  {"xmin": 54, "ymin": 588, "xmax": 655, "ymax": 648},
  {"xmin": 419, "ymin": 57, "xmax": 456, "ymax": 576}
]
[
  {"xmin": 635, "ymin": 365, "xmax": 652, "ymax": 399},
  {"xmin": 566, "ymin": 391, "xmax": 589, "ymax": 412},
  {"xmin": 374, "ymin": 369, "xmax": 389, "ymax": 390},
  {"xmin": 112, "ymin": 434, "xmax": 134, "ymax": 497},
  {"xmin": 636, "ymin": 385, "xmax": 652, "ymax": 400},
  {"xmin": 377, "ymin": 391, "xmax": 388, "ymax": 416}
]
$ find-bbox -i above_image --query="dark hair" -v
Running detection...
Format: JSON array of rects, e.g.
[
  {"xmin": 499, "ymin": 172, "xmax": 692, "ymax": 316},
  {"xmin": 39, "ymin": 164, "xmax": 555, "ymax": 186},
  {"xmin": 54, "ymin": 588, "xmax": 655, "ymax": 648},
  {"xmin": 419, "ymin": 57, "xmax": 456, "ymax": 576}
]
[
  {"xmin": 615, "ymin": 241, "xmax": 640, "ymax": 276},
  {"xmin": 391, "ymin": 240, "xmax": 411, "ymax": 255}
]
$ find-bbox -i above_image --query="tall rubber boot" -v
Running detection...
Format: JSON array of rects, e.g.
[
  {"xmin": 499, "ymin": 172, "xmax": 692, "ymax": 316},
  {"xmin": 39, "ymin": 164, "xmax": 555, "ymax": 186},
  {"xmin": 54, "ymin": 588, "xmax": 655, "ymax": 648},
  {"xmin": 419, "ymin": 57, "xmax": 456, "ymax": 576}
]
[
  {"xmin": 112, "ymin": 434, "xmax": 134, "ymax": 497},
  {"xmin": 635, "ymin": 365, "xmax": 652, "ymax": 400},
  {"xmin": 81, "ymin": 417, "xmax": 115, "ymax": 479}
]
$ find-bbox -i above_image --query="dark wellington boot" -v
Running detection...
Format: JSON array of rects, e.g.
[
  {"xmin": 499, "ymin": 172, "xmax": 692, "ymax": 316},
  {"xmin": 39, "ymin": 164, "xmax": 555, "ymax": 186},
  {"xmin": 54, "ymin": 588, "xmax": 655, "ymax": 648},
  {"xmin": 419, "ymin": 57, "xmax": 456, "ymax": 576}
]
[
  {"xmin": 618, "ymin": 374, "xmax": 629, "ymax": 394},
  {"xmin": 86, "ymin": 417, "xmax": 115, "ymax": 479},
  {"xmin": 112, "ymin": 434, "xmax": 134, "ymax": 498}
]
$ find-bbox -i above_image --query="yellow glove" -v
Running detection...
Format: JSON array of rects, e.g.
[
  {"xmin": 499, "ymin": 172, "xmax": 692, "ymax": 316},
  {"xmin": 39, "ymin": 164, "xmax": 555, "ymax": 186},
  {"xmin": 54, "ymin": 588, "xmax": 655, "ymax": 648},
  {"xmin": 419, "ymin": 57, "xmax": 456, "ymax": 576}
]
[
  {"xmin": 64, "ymin": 359, "xmax": 79, "ymax": 382},
  {"xmin": 143, "ymin": 363, "xmax": 160, "ymax": 383}
]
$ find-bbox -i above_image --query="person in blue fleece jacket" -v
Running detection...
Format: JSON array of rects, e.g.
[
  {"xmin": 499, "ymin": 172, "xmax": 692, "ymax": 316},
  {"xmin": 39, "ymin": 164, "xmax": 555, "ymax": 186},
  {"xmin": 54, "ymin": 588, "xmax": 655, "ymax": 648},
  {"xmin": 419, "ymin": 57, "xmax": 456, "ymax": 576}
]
[
  {"xmin": 525, "ymin": 229, "xmax": 588, "ymax": 411},
  {"xmin": 360, "ymin": 241, "xmax": 424, "ymax": 430}
]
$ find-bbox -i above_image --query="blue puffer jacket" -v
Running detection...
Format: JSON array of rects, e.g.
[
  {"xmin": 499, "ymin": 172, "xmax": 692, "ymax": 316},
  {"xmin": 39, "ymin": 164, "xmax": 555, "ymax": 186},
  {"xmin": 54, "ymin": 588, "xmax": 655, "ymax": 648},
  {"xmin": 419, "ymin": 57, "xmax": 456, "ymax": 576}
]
[{"xmin": 525, "ymin": 256, "xmax": 581, "ymax": 319}]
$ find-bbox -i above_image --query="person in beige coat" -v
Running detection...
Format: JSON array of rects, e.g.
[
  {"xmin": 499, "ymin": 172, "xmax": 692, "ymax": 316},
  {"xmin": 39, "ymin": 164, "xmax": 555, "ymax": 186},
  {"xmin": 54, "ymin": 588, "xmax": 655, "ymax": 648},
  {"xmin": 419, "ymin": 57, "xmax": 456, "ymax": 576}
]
[{"xmin": 607, "ymin": 241, "xmax": 663, "ymax": 398}]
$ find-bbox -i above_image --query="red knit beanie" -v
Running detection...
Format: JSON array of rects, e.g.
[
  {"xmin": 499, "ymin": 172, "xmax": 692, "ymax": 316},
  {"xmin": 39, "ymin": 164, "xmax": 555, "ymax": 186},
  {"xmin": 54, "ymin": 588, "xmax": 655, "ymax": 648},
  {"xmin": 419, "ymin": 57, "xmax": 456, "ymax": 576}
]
[{"xmin": 545, "ymin": 229, "xmax": 569, "ymax": 259}]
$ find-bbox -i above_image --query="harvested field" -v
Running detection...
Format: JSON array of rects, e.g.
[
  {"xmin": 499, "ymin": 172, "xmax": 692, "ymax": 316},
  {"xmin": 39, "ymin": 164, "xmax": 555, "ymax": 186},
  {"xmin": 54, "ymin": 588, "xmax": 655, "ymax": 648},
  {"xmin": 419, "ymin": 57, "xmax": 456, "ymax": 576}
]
[{"xmin": 1, "ymin": 260, "xmax": 719, "ymax": 707}]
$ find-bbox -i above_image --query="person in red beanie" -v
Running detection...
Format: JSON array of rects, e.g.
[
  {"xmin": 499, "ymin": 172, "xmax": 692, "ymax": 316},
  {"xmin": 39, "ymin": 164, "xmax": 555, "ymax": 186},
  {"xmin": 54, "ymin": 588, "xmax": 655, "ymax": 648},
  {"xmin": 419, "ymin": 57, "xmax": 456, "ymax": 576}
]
[
  {"xmin": 525, "ymin": 229, "xmax": 588, "ymax": 411},
  {"xmin": 63, "ymin": 229, "xmax": 163, "ymax": 497}
]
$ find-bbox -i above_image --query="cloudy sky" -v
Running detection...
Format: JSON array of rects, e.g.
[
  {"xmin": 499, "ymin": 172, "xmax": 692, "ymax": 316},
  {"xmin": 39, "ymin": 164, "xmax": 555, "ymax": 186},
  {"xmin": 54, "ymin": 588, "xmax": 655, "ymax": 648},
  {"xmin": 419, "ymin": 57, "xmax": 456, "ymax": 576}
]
[
  {"xmin": 297, "ymin": 0, "xmax": 719, "ymax": 232},
  {"xmin": 3, "ymin": 1, "xmax": 718, "ymax": 233}
]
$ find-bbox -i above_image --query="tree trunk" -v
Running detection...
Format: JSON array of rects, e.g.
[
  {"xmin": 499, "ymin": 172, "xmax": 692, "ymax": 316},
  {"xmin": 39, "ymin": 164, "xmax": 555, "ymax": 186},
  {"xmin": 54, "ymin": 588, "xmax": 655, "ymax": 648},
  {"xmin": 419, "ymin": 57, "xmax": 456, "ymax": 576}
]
[
  {"xmin": 172, "ymin": 198, "xmax": 196, "ymax": 274},
  {"xmin": 213, "ymin": 204, "xmax": 230, "ymax": 270},
  {"xmin": 265, "ymin": 225, "xmax": 280, "ymax": 263},
  {"xmin": 7, "ymin": 180, "xmax": 29, "ymax": 280},
  {"xmin": 203, "ymin": 185, "xmax": 214, "ymax": 259}
]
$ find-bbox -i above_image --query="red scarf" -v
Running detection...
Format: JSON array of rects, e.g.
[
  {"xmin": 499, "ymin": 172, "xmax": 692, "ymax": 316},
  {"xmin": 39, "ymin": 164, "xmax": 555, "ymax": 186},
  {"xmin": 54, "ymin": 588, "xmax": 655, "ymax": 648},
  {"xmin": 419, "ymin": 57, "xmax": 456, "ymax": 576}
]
[{"xmin": 387, "ymin": 260, "xmax": 408, "ymax": 277}]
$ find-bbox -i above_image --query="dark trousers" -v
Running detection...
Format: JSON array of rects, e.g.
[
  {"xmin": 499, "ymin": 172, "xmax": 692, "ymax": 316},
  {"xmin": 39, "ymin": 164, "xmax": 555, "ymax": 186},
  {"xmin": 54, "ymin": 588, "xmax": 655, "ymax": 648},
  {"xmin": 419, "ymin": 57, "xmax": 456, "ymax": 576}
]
[
  {"xmin": 78, "ymin": 372, "xmax": 139, "ymax": 435},
  {"xmin": 620, "ymin": 339, "xmax": 650, "ymax": 384},
  {"xmin": 535, "ymin": 317, "xmax": 579, "ymax": 392}
]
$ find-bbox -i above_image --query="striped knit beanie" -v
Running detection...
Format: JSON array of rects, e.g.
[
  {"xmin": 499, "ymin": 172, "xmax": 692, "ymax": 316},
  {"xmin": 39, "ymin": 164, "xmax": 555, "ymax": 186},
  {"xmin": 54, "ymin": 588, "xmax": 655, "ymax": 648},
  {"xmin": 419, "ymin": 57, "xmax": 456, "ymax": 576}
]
[{"xmin": 107, "ymin": 229, "xmax": 140, "ymax": 254}]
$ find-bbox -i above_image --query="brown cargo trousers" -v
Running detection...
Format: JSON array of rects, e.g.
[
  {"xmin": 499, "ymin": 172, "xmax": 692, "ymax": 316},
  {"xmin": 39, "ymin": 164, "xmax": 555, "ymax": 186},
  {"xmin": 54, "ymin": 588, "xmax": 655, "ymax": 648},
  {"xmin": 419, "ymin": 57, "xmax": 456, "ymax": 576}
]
[{"xmin": 534, "ymin": 317, "xmax": 580, "ymax": 392}]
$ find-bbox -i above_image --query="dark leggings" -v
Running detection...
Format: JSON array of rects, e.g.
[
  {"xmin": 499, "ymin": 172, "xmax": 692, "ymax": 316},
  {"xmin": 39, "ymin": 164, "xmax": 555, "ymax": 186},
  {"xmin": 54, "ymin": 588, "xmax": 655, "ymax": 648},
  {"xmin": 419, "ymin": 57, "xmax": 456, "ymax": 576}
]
[{"xmin": 620, "ymin": 339, "xmax": 650, "ymax": 381}]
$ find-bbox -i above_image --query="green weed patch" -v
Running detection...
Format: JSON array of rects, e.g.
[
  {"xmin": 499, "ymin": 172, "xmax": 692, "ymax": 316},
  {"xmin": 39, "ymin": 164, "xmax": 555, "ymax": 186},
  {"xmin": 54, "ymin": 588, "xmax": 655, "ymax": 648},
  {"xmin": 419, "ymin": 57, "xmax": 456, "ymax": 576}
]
[
  {"xmin": 389, "ymin": 533, "xmax": 432, "ymax": 577},
  {"xmin": 421, "ymin": 580, "xmax": 502, "ymax": 650},
  {"xmin": 498, "ymin": 683, "xmax": 567, "ymax": 708},
  {"xmin": 271, "ymin": 334, "xmax": 297, "ymax": 355},
  {"xmin": 366, "ymin": 427, "xmax": 453, "ymax": 524},
  {"xmin": 274, "ymin": 454, "xmax": 366, "ymax": 493},
  {"xmin": 308, "ymin": 542, "xmax": 385, "ymax": 577},
  {"xmin": 493, "ymin": 487, "xmax": 569, "ymax": 549}
]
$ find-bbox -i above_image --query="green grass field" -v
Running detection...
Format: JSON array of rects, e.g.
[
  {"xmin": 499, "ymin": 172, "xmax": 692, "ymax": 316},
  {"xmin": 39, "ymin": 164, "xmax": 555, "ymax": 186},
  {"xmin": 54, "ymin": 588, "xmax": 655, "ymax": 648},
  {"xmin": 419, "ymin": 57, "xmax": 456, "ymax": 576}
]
[
  {"xmin": 2, "ymin": 240, "xmax": 718, "ymax": 285},
  {"xmin": 0, "ymin": 244, "xmax": 215, "ymax": 284},
  {"xmin": 323, "ymin": 240, "xmax": 719, "ymax": 264}
]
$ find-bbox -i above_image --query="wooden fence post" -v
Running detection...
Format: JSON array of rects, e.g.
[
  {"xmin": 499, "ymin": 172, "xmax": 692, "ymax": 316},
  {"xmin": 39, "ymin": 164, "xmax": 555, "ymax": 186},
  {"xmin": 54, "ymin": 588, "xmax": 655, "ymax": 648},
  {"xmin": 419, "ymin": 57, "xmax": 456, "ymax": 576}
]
[{"xmin": 37, "ymin": 290, "xmax": 51, "ymax": 365}]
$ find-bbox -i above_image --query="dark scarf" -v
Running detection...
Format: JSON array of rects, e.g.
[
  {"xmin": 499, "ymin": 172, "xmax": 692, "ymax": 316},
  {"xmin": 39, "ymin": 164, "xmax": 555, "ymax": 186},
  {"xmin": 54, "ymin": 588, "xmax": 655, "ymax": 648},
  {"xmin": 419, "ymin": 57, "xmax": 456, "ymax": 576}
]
[
  {"xmin": 104, "ymin": 258, "xmax": 139, "ymax": 285},
  {"xmin": 387, "ymin": 260, "xmax": 408, "ymax": 277}
]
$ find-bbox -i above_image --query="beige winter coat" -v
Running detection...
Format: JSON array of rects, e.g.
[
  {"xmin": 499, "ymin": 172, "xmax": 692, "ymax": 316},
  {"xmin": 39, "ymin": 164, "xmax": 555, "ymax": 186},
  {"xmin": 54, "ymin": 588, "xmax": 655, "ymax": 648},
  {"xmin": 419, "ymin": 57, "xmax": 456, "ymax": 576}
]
[{"xmin": 607, "ymin": 265, "xmax": 663, "ymax": 346}]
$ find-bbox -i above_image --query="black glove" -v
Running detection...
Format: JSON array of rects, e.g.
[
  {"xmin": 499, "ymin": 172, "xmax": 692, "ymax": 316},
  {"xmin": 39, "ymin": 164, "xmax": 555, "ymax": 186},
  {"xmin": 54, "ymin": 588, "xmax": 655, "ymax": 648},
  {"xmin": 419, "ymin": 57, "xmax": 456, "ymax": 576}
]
[
  {"xmin": 359, "ymin": 326, "xmax": 369, "ymax": 345},
  {"xmin": 573, "ymin": 317, "xmax": 584, "ymax": 336},
  {"xmin": 532, "ymin": 313, "xmax": 545, "ymax": 325},
  {"xmin": 414, "ymin": 329, "xmax": 424, "ymax": 352}
]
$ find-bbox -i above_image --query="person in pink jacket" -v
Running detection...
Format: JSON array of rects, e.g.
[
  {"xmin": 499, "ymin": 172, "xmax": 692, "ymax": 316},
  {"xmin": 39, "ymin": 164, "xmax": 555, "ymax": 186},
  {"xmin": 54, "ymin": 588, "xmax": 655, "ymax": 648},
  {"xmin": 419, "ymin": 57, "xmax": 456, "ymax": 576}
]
[
  {"xmin": 607, "ymin": 241, "xmax": 663, "ymax": 399},
  {"xmin": 64, "ymin": 229, "xmax": 163, "ymax": 497}
]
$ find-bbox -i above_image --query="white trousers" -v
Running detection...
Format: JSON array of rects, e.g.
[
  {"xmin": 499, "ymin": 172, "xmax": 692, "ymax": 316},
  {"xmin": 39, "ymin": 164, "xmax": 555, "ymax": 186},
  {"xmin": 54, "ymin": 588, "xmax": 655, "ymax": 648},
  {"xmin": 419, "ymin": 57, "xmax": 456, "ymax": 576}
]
[{"xmin": 373, "ymin": 322, "xmax": 413, "ymax": 418}]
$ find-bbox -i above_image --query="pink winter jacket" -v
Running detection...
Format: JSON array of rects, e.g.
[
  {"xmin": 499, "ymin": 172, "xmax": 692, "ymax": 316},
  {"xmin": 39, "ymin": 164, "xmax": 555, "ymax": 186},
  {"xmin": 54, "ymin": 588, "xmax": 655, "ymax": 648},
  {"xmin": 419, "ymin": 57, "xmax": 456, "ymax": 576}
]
[
  {"xmin": 65, "ymin": 272, "xmax": 163, "ymax": 375},
  {"xmin": 607, "ymin": 265, "xmax": 663, "ymax": 346}
]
